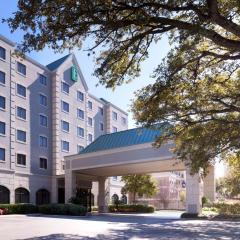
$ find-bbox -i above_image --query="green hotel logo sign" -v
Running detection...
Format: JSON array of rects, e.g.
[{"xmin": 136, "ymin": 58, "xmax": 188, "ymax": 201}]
[{"xmin": 71, "ymin": 65, "xmax": 78, "ymax": 82}]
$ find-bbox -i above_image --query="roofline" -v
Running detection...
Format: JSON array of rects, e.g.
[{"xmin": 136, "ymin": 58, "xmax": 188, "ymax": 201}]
[
  {"xmin": 100, "ymin": 98, "xmax": 128, "ymax": 115},
  {"xmin": 0, "ymin": 34, "xmax": 15, "ymax": 47},
  {"xmin": 88, "ymin": 93, "xmax": 106, "ymax": 104},
  {"xmin": 0, "ymin": 34, "xmax": 51, "ymax": 72}
]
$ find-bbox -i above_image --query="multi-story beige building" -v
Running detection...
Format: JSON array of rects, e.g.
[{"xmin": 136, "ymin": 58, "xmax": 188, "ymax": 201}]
[{"xmin": 0, "ymin": 35, "xmax": 128, "ymax": 206}]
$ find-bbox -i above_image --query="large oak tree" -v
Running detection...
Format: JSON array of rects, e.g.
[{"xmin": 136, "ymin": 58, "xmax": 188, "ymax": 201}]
[{"xmin": 5, "ymin": 0, "xmax": 240, "ymax": 174}]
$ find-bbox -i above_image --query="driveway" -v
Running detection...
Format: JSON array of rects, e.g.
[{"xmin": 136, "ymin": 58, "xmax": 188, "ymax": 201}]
[{"xmin": 0, "ymin": 212, "xmax": 239, "ymax": 240}]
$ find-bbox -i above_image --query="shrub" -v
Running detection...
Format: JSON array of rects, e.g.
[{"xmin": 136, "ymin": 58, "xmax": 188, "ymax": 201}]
[
  {"xmin": 181, "ymin": 212, "xmax": 199, "ymax": 218},
  {"xmin": 0, "ymin": 204, "xmax": 38, "ymax": 214},
  {"xmin": 108, "ymin": 204, "xmax": 154, "ymax": 213},
  {"xmin": 38, "ymin": 203, "xmax": 87, "ymax": 216},
  {"xmin": 213, "ymin": 202, "xmax": 240, "ymax": 215}
]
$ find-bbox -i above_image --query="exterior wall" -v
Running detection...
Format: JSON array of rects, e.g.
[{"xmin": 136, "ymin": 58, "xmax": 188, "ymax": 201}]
[
  {"xmin": 136, "ymin": 171, "xmax": 186, "ymax": 210},
  {"xmin": 0, "ymin": 34, "xmax": 128, "ymax": 204}
]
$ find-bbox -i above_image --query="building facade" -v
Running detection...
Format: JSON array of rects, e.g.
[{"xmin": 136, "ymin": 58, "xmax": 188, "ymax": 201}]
[
  {"xmin": 0, "ymin": 35, "xmax": 128, "ymax": 205},
  {"xmin": 136, "ymin": 171, "xmax": 186, "ymax": 210}
]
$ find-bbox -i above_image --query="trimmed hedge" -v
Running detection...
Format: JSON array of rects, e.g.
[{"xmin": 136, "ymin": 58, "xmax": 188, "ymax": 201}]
[
  {"xmin": 38, "ymin": 203, "xmax": 87, "ymax": 216},
  {"xmin": 0, "ymin": 204, "xmax": 38, "ymax": 214},
  {"xmin": 108, "ymin": 204, "xmax": 154, "ymax": 213},
  {"xmin": 213, "ymin": 202, "xmax": 240, "ymax": 215}
]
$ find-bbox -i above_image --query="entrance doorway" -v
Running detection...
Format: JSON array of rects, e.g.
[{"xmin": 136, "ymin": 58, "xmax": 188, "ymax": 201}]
[{"xmin": 76, "ymin": 188, "xmax": 92, "ymax": 212}]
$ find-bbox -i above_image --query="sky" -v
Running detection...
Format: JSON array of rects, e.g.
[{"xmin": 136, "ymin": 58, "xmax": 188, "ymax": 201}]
[{"xmin": 0, "ymin": 1, "xmax": 226, "ymax": 178}]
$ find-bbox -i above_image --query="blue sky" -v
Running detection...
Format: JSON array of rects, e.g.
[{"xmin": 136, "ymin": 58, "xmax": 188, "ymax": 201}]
[{"xmin": 0, "ymin": 1, "xmax": 169, "ymax": 128}]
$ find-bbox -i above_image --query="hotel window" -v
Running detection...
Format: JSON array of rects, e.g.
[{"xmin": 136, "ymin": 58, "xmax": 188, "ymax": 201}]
[
  {"xmin": 17, "ymin": 107, "xmax": 26, "ymax": 120},
  {"xmin": 77, "ymin": 145, "xmax": 84, "ymax": 153},
  {"xmin": 100, "ymin": 122, "xmax": 104, "ymax": 131},
  {"xmin": 77, "ymin": 91, "xmax": 84, "ymax": 101},
  {"xmin": 77, "ymin": 109, "xmax": 84, "ymax": 119},
  {"xmin": 77, "ymin": 127, "xmax": 84, "ymax": 138},
  {"xmin": 39, "ymin": 94, "xmax": 47, "ymax": 106},
  {"xmin": 88, "ymin": 133, "xmax": 93, "ymax": 143},
  {"xmin": 112, "ymin": 126, "xmax": 118, "ymax": 133},
  {"xmin": 0, "ymin": 96, "xmax": 5, "ymax": 109},
  {"xmin": 61, "ymin": 120, "xmax": 69, "ymax": 132},
  {"xmin": 88, "ymin": 100, "xmax": 93, "ymax": 110},
  {"xmin": 112, "ymin": 111, "xmax": 118, "ymax": 121},
  {"xmin": 62, "ymin": 140, "xmax": 69, "ymax": 152},
  {"xmin": 39, "ymin": 74, "xmax": 47, "ymax": 86},
  {"xmin": 61, "ymin": 101, "xmax": 69, "ymax": 113},
  {"xmin": 0, "ymin": 71, "xmax": 5, "ymax": 85},
  {"xmin": 39, "ymin": 114, "xmax": 48, "ymax": 127},
  {"xmin": 39, "ymin": 136, "xmax": 48, "ymax": 148},
  {"xmin": 62, "ymin": 82, "xmax": 69, "ymax": 94},
  {"xmin": 88, "ymin": 117, "xmax": 93, "ymax": 127},
  {"xmin": 17, "ymin": 84, "xmax": 26, "ymax": 97},
  {"xmin": 99, "ymin": 107, "xmax": 104, "ymax": 116},
  {"xmin": 40, "ymin": 157, "xmax": 47, "ymax": 169},
  {"xmin": 17, "ymin": 62, "xmax": 26, "ymax": 76},
  {"xmin": 121, "ymin": 117, "xmax": 127, "ymax": 125},
  {"xmin": 0, "ymin": 46, "xmax": 6, "ymax": 60},
  {"xmin": 0, "ymin": 148, "xmax": 5, "ymax": 161},
  {"xmin": 17, "ymin": 153, "xmax": 26, "ymax": 166},
  {"xmin": 17, "ymin": 130, "xmax": 26, "ymax": 142},
  {"xmin": 0, "ymin": 121, "xmax": 6, "ymax": 135}
]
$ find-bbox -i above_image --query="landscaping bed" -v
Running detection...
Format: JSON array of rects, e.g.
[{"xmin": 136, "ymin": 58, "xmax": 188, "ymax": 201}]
[
  {"xmin": 0, "ymin": 203, "xmax": 87, "ymax": 216},
  {"xmin": 108, "ymin": 204, "xmax": 154, "ymax": 213}
]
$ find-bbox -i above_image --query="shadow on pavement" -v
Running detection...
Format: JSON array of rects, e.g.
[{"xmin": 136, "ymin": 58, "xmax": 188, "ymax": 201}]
[{"xmin": 18, "ymin": 218, "xmax": 240, "ymax": 240}]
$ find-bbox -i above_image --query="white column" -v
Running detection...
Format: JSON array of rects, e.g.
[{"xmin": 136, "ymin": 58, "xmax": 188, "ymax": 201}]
[
  {"xmin": 203, "ymin": 165, "xmax": 216, "ymax": 202},
  {"xmin": 186, "ymin": 169, "xmax": 203, "ymax": 214},
  {"xmin": 98, "ymin": 176, "xmax": 108, "ymax": 213},
  {"xmin": 65, "ymin": 169, "xmax": 76, "ymax": 203}
]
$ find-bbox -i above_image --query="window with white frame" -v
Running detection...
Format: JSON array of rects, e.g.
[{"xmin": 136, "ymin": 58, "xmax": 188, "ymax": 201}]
[
  {"xmin": 17, "ymin": 153, "xmax": 26, "ymax": 166},
  {"xmin": 39, "ymin": 136, "xmax": 48, "ymax": 148},
  {"xmin": 112, "ymin": 111, "xmax": 118, "ymax": 121},
  {"xmin": 77, "ymin": 109, "xmax": 84, "ymax": 119},
  {"xmin": 88, "ymin": 100, "xmax": 93, "ymax": 110},
  {"xmin": 39, "ymin": 94, "xmax": 47, "ymax": 106},
  {"xmin": 17, "ymin": 62, "xmax": 26, "ymax": 75},
  {"xmin": 0, "ymin": 148, "xmax": 5, "ymax": 161},
  {"xmin": 61, "ymin": 82, "xmax": 69, "ymax": 94},
  {"xmin": 61, "ymin": 101, "xmax": 69, "ymax": 113},
  {"xmin": 0, "ymin": 96, "xmax": 5, "ymax": 110},
  {"xmin": 88, "ymin": 133, "xmax": 93, "ymax": 143},
  {"xmin": 121, "ymin": 117, "xmax": 127, "ymax": 125},
  {"xmin": 17, "ymin": 84, "xmax": 26, "ymax": 97},
  {"xmin": 77, "ymin": 127, "xmax": 84, "ymax": 138},
  {"xmin": 98, "ymin": 107, "xmax": 103, "ymax": 116},
  {"xmin": 61, "ymin": 140, "xmax": 69, "ymax": 152},
  {"xmin": 100, "ymin": 122, "xmax": 104, "ymax": 131},
  {"xmin": 39, "ymin": 114, "xmax": 48, "ymax": 127},
  {"xmin": 77, "ymin": 91, "xmax": 84, "ymax": 101},
  {"xmin": 77, "ymin": 145, "xmax": 84, "ymax": 153},
  {"xmin": 88, "ymin": 117, "xmax": 93, "ymax": 127},
  {"xmin": 112, "ymin": 126, "xmax": 118, "ymax": 133},
  {"xmin": 0, "ymin": 71, "xmax": 5, "ymax": 85},
  {"xmin": 17, "ymin": 107, "xmax": 26, "ymax": 120},
  {"xmin": 0, "ymin": 121, "xmax": 6, "ymax": 135},
  {"xmin": 0, "ymin": 46, "xmax": 6, "ymax": 60},
  {"xmin": 39, "ymin": 74, "xmax": 47, "ymax": 86},
  {"xmin": 17, "ymin": 130, "xmax": 26, "ymax": 142},
  {"xmin": 39, "ymin": 157, "xmax": 47, "ymax": 169},
  {"xmin": 61, "ymin": 120, "xmax": 69, "ymax": 132}
]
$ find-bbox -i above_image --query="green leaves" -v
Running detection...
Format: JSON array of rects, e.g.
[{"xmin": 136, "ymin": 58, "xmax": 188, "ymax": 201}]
[{"xmin": 121, "ymin": 174, "xmax": 157, "ymax": 203}]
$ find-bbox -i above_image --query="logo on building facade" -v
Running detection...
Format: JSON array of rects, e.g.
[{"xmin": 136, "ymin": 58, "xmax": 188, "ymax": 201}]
[{"xmin": 71, "ymin": 65, "xmax": 78, "ymax": 82}]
